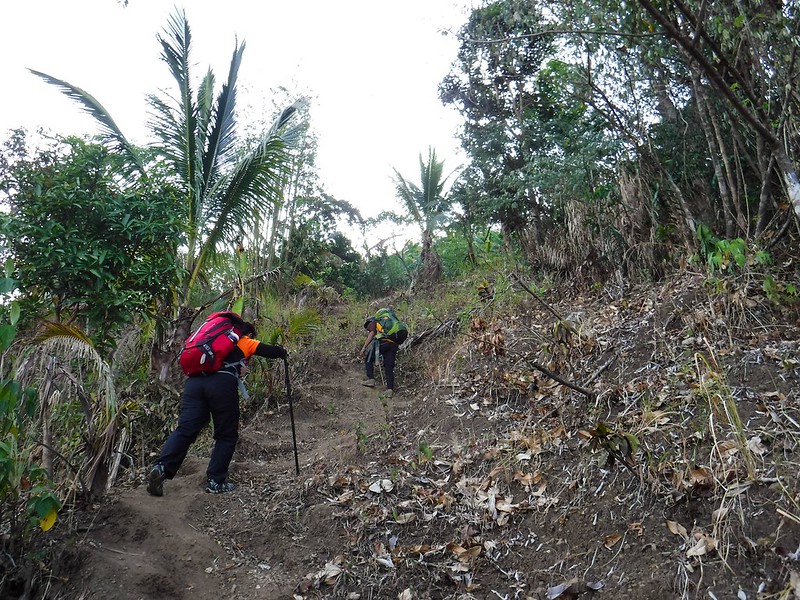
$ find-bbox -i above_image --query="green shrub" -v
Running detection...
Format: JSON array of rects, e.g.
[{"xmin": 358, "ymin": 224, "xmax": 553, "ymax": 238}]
[{"xmin": 0, "ymin": 264, "xmax": 62, "ymax": 565}]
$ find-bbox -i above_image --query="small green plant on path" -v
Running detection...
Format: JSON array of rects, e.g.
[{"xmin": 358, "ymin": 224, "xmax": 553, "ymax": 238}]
[
  {"xmin": 418, "ymin": 440, "xmax": 434, "ymax": 462},
  {"xmin": 693, "ymin": 352, "xmax": 755, "ymax": 480},
  {"xmin": 354, "ymin": 421, "xmax": 369, "ymax": 454}
]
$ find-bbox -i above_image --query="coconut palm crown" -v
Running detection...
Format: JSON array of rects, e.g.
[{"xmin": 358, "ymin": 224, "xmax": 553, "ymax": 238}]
[{"xmin": 30, "ymin": 8, "xmax": 305, "ymax": 308}]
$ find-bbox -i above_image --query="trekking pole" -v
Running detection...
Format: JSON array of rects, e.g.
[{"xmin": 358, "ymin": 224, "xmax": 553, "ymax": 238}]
[
  {"xmin": 374, "ymin": 340, "xmax": 385, "ymax": 386},
  {"xmin": 378, "ymin": 353, "xmax": 386, "ymax": 387},
  {"xmin": 283, "ymin": 357, "xmax": 300, "ymax": 475}
]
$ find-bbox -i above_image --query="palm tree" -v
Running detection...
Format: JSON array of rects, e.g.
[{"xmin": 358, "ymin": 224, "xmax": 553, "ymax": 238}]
[
  {"xmin": 31, "ymin": 9, "xmax": 304, "ymax": 377},
  {"xmin": 392, "ymin": 147, "xmax": 454, "ymax": 289}
]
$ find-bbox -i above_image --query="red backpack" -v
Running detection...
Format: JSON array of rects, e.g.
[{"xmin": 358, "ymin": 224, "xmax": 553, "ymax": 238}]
[{"xmin": 179, "ymin": 312, "xmax": 245, "ymax": 376}]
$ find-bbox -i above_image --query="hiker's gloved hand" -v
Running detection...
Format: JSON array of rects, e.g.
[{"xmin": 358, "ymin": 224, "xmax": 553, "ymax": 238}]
[{"xmin": 261, "ymin": 344, "xmax": 287, "ymax": 359}]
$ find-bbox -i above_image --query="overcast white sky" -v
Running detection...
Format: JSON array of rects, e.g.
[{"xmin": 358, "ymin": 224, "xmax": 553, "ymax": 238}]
[{"xmin": 0, "ymin": 0, "xmax": 471, "ymax": 226}]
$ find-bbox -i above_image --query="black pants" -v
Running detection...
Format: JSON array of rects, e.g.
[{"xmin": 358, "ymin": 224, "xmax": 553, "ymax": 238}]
[
  {"xmin": 365, "ymin": 341, "xmax": 399, "ymax": 390},
  {"xmin": 156, "ymin": 372, "xmax": 239, "ymax": 482}
]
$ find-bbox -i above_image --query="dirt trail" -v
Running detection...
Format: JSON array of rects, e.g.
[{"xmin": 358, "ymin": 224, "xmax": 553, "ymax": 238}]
[
  {"xmin": 58, "ymin": 282, "xmax": 800, "ymax": 600},
  {"xmin": 67, "ymin": 357, "xmax": 406, "ymax": 599}
]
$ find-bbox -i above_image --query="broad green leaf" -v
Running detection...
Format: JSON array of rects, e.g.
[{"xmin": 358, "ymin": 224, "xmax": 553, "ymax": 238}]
[
  {"xmin": 10, "ymin": 302, "xmax": 20, "ymax": 326},
  {"xmin": 0, "ymin": 325, "xmax": 16, "ymax": 352},
  {"xmin": 0, "ymin": 278, "xmax": 17, "ymax": 294}
]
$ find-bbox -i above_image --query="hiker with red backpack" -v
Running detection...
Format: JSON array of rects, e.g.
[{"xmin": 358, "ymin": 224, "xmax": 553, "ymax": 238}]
[
  {"xmin": 147, "ymin": 312, "xmax": 287, "ymax": 496},
  {"xmin": 361, "ymin": 308, "xmax": 408, "ymax": 398}
]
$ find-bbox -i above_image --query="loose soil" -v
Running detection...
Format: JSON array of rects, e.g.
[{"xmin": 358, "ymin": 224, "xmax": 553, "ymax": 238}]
[{"xmin": 44, "ymin": 275, "xmax": 800, "ymax": 599}]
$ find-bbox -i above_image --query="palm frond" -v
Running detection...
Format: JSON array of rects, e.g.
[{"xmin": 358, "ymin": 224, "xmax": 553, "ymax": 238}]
[
  {"xmin": 195, "ymin": 101, "xmax": 305, "ymax": 255},
  {"xmin": 28, "ymin": 69, "xmax": 145, "ymax": 175},
  {"xmin": 208, "ymin": 135, "xmax": 291, "ymax": 245},
  {"xmin": 154, "ymin": 9, "xmax": 198, "ymax": 200},
  {"xmin": 196, "ymin": 69, "xmax": 216, "ymax": 138},
  {"xmin": 157, "ymin": 9, "xmax": 193, "ymax": 104},
  {"xmin": 266, "ymin": 99, "xmax": 310, "ymax": 151},
  {"xmin": 269, "ymin": 97, "xmax": 310, "ymax": 137},
  {"xmin": 201, "ymin": 41, "xmax": 245, "ymax": 196},
  {"xmin": 392, "ymin": 170, "xmax": 424, "ymax": 228},
  {"xmin": 185, "ymin": 135, "xmax": 290, "ymax": 289},
  {"xmin": 287, "ymin": 307, "xmax": 322, "ymax": 339},
  {"xmin": 421, "ymin": 147, "xmax": 444, "ymax": 200},
  {"xmin": 27, "ymin": 322, "xmax": 117, "ymax": 414},
  {"xmin": 22, "ymin": 322, "xmax": 122, "ymax": 495}
]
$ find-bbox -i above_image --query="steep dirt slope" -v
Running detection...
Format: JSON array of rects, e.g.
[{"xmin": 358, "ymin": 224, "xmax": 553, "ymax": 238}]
[
  {"xmin": 50, "ymin": 277, "xmax": 800, "ymax": 599},
  {"xmin": 58, "ymin": 358, "xmax": 405, "ymax": 599}
]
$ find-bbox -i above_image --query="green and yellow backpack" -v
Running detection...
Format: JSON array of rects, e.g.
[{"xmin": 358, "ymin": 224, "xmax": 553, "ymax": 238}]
[{"xmin": 374, "ymin": 308, "xmax": 408, "ymax": 345}]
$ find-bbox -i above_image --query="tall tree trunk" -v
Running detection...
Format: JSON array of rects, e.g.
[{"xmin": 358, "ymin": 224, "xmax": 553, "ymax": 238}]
[
  {"xmin": 39, "ymin": 357, "xmax": 57, "ymax": 476},
  {"xmin": 707, "ymin": 100, "xmax": 744, "ymax": 235},
  {"xmin": 774, "ymin": 149, "xmax": 800, "ymax": 220},
  {"xmin": 151, "ymin": 305, "xmax": 194, "ymax": 383},
  {"xmin": 691, "ymin": 71, "xmax": 737, "ymax": 238},
  {"xmin": 755, "ymin": 138, "xmax": 777, "ymax": 238},
  {"xmin": 653, "ymin": 63, "xmax": 678, "ymax": 122},
  {"xmin": 640, "ymin": 146, "xmax": 697, "ymax": 252},
  {"xmin": 414, "ymin": 229, "xmax": 442, "ymax": 290},
  {"xmin": 265, "ymin": 199, "xmax": 285, "ymax": 270},
  {"xmin": 637, "ymin": 0, "xmax": 800, "ymax": 225}
]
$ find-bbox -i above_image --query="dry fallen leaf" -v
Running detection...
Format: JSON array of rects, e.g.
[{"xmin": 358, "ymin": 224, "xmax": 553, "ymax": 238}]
[
  {"xmin": 394, "ymin": 513, "xmax": 416, "ymax": 524},
  {"xmin": 603, "ymin": 533, "xmax": 622, "ymax": 550},
  {"xmin": 405, "ymin": 544, "xmax": 432, "ymax": 556},
  {"xmin": 667, "ymin": 520, "xmax": 689, "ymax": 541},
  {"xmin": 724, "ymin": 482, "xmax": 752, "ymax": 497},
  {"xmin": 587, "ymin": 580, "xmax": 604, "ymax": 591},
  {"xmin": 712, "ymin": 507, "xmax": 729, "ymax": 524},
  {"xmin": 715, "ymin": 439, "xmax": 739, "ymax": 458},
  {"xmin": 448, "ymin": 543, "xmax": 482, "ymax": 562},
  {"xmin": 686, "ymin": 533, "xmax": 716, "ymax": 558},
  {"xmin": 628, "ymin": 522, "xmax": 644, "ymax": 537},
  {"xmin": 689, "ymin": 466, "xmax": 713, "ymax": 486},
  {"xmin": 316, "ymin": 559, "xmax": 343, "ymax": 586},
  {"xmin": 328, "ymin": 473, "xmax": 352, "ymax": 488},
  {"xmin": 368, "ymin": 479, "xmax": 394, "ymax": 493},
  {"xmin": 332, "ymin": 490, "xmax": 354, "ymax": 505},
  {"xmin": 547, "ymin": 580, "xmax": 580, "ymax": 599},
  {"xmin": 496, "ymin": 498, "xmax": 517, "ymax": 513},
  {"xmin": 747, "ymin": 436, "xmax": 768, "ymax": 456},
  {"xmin": 643, "ymin": 410, "xmax": 671, "ymax": 427}
]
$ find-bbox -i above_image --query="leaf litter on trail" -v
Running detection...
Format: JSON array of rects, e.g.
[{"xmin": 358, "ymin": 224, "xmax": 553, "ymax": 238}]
[
  {"xmin": 81, "ymin": 272, "xmax": 800, "ymax": 600},
  {"xmin": 298, "ymin": 555, "xmax": 345, "ymax": 591}
]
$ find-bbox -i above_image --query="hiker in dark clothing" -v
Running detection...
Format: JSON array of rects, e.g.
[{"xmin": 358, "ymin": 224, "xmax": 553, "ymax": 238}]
[
  {"xmin": 147, "ymin": 322, "xmax": 286, "ymax": 496},
  {"xmin": 361, "ymin": 308, "xmax": 408, "ymax": 398}
]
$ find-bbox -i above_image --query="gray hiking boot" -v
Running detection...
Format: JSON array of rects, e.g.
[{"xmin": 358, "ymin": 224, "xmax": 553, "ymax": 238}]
[
  {"xmin": 206, "ymin": 479, "xmax": 236, "ymax": 494},
  {"xmin": 385, "ymin": 389, "xmax": 393, "ymax": 398},
  {"xmin": 147, "ymin": 464, "xmax": 166, "ymax": 497},
  {"xmin": 361, "ymin": 379, "xmax": 375, "ymax": 388}
]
